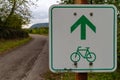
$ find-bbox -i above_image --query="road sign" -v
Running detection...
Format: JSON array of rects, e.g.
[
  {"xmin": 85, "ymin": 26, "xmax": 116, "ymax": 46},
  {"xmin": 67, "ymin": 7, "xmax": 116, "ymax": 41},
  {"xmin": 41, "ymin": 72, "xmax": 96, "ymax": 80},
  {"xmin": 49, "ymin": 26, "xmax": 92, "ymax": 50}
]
[{"xmin": 49, "ymin": 5, "xmax": 117, "ymax": 72}]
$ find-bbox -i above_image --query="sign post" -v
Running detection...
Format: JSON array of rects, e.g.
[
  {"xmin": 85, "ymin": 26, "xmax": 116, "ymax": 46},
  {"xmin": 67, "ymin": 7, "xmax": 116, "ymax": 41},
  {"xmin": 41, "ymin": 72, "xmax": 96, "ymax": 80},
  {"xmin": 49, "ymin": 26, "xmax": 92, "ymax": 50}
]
[
  {"xmin": 49, "ymin": 0, "xmax": 117, "ymax": 79},
  {"xmin": 74, "ymin": 0, "xmax": 88, "ymax": 80}
]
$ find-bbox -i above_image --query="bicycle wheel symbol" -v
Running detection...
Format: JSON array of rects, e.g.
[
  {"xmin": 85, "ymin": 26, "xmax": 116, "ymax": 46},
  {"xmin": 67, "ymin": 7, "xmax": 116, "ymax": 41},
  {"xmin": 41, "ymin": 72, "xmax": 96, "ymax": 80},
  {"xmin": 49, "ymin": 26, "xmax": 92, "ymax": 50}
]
[
  {"xmin": 86, "ymin": 52, "xmax": 96, "ymax": 62},
  {"xmin": 70, "ymin": 52, "xmax": 80, "ymax": 62}
]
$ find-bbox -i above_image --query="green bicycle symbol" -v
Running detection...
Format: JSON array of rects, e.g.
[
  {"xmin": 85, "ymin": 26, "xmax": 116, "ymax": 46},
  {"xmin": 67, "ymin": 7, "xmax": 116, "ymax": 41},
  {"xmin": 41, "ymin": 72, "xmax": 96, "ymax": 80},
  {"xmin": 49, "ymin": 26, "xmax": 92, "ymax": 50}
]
[{"xmin": 70, "ymin": 46, "xmax": 96, "ymax": 63}]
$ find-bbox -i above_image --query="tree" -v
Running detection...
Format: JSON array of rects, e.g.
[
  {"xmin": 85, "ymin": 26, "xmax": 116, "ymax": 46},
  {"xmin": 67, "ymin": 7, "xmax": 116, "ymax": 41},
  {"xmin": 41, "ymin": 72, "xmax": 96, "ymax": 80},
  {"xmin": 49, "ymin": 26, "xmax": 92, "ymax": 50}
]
[
  {"xmin": 59, "ymin": 0, "xmax": 74, "ymax": 4},
  {"xmin": 0, "ymin": 0, "xmax": 37, "ymax": 39},
  {"xmin": 0, "ymin": 0, "xmax": 36, "ymax": 29}
]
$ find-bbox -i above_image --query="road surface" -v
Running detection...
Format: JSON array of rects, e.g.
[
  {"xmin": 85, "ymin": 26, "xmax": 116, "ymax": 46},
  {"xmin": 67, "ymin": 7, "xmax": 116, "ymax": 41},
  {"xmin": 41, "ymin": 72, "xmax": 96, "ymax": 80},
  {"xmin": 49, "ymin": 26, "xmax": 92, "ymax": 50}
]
[{"xmin": 0, "ymin": 34, "xmax": 49, "ymax": 80}]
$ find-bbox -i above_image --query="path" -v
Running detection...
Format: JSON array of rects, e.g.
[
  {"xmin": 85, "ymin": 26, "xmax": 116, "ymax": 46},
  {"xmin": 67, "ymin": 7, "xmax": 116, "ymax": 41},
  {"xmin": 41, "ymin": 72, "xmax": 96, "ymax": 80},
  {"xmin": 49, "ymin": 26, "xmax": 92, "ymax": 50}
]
[{"xmin": 0, "ymin": 34, "xmax": 49, "ymax": 80}]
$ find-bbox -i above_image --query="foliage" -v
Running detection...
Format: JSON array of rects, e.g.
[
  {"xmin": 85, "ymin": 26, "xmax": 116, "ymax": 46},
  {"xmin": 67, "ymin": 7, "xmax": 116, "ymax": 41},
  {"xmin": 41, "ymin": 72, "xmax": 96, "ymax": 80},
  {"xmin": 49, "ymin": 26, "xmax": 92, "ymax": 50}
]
[
  {"xmin": 27, "ymin": 27, "xmax": 49, "ymax": 35},
  {"xmin": 0, "ymin": 28, "xmax": 29, "ymax": 39},
  {"xmin": 60, "ymin": 0, "xmax": 120, "ymax": 4},
  {"xmin": 88, "ymin": 70, "xmax": 120, "ymax": 80},
  {"xmin": 60, "ymin": 0, "xmax": 74, "ymax": 4},
  {"xmin": 0, "ymin": 0, "xmax": 32, "ymax": 28},
  {"xmin": 4, "ymin": 14, "xmax": 24, "ymax": 29},
  {"xmin": 117, "ymin": 26, "xmax": 120, "ymax": 67},
  {"xmin": 0, "ymin": 0, "xmax": 36, "ymax": 39}
]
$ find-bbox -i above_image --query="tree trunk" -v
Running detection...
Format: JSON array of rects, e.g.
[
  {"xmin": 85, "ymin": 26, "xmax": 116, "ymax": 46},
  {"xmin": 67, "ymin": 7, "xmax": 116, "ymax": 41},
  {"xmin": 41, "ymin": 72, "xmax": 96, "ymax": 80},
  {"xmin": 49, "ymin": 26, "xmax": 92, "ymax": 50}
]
[{"xmin": 4, "ymin": 0, "xmax": 16, "ymax": 27}]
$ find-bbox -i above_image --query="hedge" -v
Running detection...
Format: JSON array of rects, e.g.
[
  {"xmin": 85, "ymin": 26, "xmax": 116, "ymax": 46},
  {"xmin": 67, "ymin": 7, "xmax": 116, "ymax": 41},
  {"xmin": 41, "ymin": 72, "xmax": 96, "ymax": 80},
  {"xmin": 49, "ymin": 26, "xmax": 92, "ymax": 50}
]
[{"xmin": 0, "ymin": 28, "xmax": 29, "ymax": 39}]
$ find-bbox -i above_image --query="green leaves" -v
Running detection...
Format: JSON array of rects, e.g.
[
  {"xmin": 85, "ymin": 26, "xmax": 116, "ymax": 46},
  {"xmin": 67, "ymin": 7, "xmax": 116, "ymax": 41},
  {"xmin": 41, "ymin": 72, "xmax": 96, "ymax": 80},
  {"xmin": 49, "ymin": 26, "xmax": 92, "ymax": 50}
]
[
  {"xmin": 28, "ymin": 27, "xmax": 49, "ymax": 35},
  {"xmin": 0, "ymin": 0, "xmax": 33, "ymax": 28}
]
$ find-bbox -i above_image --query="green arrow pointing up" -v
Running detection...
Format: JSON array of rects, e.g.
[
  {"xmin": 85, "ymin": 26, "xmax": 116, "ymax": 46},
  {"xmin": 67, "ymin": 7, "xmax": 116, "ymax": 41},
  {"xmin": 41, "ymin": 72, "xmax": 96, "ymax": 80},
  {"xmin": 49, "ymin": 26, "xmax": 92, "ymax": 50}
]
[{"xmin": 71, "ymin": 15, "xmax": 96, "ymax": 40}]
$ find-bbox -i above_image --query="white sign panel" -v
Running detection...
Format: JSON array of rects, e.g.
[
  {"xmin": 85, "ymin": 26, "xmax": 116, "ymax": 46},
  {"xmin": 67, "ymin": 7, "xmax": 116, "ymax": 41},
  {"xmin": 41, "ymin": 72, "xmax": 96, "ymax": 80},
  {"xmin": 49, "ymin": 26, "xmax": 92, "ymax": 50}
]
[{"xmin": 49, "ymin": 5, "xmax": 117, "ymax": 72}]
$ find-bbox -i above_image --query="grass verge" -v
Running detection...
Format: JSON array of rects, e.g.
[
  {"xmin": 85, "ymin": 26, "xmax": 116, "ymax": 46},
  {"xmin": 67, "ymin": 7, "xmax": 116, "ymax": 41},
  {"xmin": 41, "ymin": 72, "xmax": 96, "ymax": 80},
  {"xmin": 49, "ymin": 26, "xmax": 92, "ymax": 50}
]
[
  {"xmin": 43, "ymin": 70, "xmax": 120, "ymax": 80},
  {"xmin": 42, "ymin": 71, "xmax": 75, "ymax": 80},
  {"xmin": 88, "ymin": 70, "xmax": 120, "ymax": 80},
  {"xmin": 0, "ymin": 37, "xmax": 32, "ymax": 55}
]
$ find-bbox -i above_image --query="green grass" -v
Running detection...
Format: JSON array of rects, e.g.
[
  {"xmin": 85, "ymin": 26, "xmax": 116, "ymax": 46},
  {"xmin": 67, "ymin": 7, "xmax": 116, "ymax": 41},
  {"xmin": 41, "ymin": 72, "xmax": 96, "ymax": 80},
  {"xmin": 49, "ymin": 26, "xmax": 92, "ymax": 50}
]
[
  {"xmin": 88, "ymin": 70, "xmax": 120, "ymax": 80},
  {"xmin": 42, "ymin": 71, "xmax": 75, "ymax": 80},
  {"xmin": 0, "ymin": 37, "xmax": 32, "ymax": 54},
  {"xmin": 43, "ymin": 70, "xmax": 120, "ymax": 80}
]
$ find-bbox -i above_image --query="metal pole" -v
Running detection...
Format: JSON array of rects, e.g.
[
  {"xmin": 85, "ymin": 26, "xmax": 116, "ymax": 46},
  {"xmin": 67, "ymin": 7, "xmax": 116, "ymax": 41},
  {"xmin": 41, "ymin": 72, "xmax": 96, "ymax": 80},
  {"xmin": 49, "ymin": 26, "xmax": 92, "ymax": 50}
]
[{"xmin": 74, "ymin": 0, "xmax": 88, "ymax": 80}]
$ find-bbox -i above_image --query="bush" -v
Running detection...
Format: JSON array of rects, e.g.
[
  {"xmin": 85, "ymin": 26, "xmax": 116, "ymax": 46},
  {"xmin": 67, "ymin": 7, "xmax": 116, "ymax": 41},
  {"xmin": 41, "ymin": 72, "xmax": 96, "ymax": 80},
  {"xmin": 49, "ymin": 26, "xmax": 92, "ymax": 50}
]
[
  {"xmin": 28, "ymin": 27, "xmax": 49, "ymax": 35},
  {"xmin": 0, "ymin": 28, "xmax": 29, "ymax": 39}
]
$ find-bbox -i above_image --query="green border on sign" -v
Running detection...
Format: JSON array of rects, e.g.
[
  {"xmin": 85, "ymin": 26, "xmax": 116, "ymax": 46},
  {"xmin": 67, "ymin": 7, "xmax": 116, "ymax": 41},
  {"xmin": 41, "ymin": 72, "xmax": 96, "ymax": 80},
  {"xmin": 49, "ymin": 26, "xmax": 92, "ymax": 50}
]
[{"xmin": 49, "ymin": 5, "xmax": 117, "ymax": 72}]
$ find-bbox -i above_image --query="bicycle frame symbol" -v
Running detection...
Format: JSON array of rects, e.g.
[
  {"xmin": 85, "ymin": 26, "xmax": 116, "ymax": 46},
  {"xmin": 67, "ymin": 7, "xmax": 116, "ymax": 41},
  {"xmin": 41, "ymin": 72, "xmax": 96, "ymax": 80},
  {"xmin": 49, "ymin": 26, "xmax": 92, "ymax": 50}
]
[{"xmin": 70, "ymin": 46, "xmax": 96, "ymax": 63}]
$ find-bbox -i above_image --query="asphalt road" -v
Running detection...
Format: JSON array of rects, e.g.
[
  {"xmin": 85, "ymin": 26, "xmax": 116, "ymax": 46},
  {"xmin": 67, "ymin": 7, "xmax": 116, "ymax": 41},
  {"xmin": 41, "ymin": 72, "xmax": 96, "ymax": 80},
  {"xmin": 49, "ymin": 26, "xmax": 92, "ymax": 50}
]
[{"xmin": 0, "ymin": 34, "xmax": 49, "ymax": 80}]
